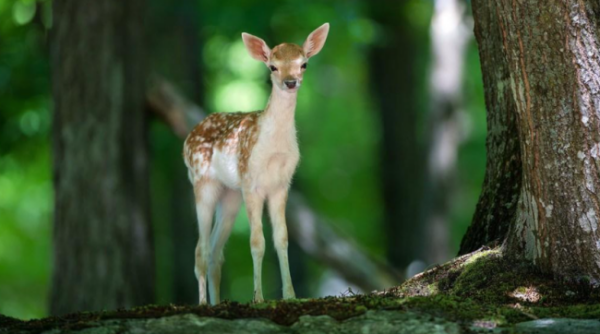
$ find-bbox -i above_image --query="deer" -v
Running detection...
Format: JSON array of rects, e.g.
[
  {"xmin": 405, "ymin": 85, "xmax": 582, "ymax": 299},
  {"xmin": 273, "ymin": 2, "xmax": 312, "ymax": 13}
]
[{"xmin": 183, "ymin": 23, "xmax": 330, "ymax": 305}]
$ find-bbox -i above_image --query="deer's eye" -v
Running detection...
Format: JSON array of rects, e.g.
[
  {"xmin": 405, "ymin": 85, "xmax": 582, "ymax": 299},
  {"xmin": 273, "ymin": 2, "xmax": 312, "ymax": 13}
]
[
  {"xmin": 301, "ymin": 63, "xmax": 307, "ymax": 70},
  {"xmin": 269, "ymin": 65, "xmax": 278, "ymax": 72}
]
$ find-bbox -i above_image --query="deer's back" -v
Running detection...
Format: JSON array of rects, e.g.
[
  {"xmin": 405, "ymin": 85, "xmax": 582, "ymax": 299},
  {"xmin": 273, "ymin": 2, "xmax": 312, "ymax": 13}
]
[{"xmin": 184, "ymin": 111, "xmax": 262, "ymax": 187}]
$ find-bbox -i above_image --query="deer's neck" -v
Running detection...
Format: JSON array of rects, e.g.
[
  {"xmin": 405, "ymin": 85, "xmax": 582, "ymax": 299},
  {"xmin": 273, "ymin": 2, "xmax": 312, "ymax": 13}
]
[{"xmin": 262, "ymin": 86, "xmax": 297, "ymax": 133}]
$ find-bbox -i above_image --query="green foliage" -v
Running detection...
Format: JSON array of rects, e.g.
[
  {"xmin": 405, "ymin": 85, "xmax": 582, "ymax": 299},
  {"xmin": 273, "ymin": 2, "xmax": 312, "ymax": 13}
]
[{"xmin": 0, "ymin": 0, "xmax": 51, "ymax": 319}]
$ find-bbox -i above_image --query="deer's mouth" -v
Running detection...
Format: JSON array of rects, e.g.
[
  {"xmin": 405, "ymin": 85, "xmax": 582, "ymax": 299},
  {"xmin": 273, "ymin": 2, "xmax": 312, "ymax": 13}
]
[{"xmin": 283, "ymin": 80, "xmax": 300, "ymax": 90}]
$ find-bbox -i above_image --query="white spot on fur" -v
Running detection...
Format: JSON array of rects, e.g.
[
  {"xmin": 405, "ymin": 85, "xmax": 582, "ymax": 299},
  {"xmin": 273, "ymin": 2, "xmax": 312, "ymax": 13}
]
[
  {"xmin": 582, "ymin": 116, "xmax": 589, "ymax": 124},
  {"xmin": 577, "ymin": 151, "xmax": 586, "ymax": 160}
]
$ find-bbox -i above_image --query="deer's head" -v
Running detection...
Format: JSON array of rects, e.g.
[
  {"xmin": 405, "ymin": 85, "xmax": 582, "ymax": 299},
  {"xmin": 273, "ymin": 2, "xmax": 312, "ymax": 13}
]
[{"xmin": 242, "ymin": 23, "xmax": 329, "ymax": 92}]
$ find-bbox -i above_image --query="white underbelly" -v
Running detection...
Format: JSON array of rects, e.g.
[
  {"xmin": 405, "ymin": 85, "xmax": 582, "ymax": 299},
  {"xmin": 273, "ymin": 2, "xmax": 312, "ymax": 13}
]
[{"xmin": 210, "ymin": 149, "xmax": 241, "ymax": 189}]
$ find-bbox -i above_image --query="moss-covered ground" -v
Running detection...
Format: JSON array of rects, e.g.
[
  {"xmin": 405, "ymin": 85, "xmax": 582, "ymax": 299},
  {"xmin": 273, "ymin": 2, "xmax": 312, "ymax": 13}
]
[
  {"xmin": 391, "ymin": 248, "xmax": 600, "ymax": 327},
  {"xmin": 3, "ymin": 248, "xmax": 600, "ymax": 333}
]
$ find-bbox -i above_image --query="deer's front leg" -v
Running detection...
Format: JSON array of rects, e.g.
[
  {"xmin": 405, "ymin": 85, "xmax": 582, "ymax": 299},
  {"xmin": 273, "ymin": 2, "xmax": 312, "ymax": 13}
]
[
  {"xmin": 244, "ymin": 191, "xmax": 265, "ymax": 303},
  {"xmin": 268, "ymin": 187, "xmax": 296, "ymax": 299}
]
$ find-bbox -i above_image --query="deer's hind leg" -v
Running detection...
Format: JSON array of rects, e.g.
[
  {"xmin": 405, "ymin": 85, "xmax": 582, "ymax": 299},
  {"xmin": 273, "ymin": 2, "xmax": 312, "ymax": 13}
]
[
  {"xmin": 193, "ymin": 177, "xmax": 223, "ymax": 304},
  {"xmin": 208, "ymin": 188, "xmax": 242, "ymax": 305}
]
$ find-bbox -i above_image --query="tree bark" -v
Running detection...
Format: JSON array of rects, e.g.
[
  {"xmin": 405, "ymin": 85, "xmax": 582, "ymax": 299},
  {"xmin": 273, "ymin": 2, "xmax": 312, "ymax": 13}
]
[
  {"xmin": 462, "ymin": 0, "xmax": 600, "ymax": 280},
  {"xmin": 458, "ymin": 0, "xmax": 522, "ymax": 255},
  {"xmin": 171, "ymin": 0, "xmax": 206, "ymax": 305},
  {"xmin": 50, "ymin": 0, "xmax": 154, "ymax": 315}
]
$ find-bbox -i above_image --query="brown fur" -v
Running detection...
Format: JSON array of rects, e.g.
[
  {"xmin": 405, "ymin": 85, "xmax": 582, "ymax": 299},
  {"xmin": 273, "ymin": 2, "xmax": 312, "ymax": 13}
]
[
  {"xmin": 271, "ymin": 43, "xmax": 305, "ymax": 61},
  {"xmin": 184, "ymin": 111, "xmax": 261, "ymax": 178}
]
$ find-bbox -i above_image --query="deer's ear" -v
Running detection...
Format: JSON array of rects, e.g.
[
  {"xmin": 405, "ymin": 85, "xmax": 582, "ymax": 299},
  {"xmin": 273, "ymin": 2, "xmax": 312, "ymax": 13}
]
[
  {"xmin": 242, "ymin": 33, "xmax": 271, "ymax": 63},
  {"xmin": 303, "ymin": 23, "xmax": 329, "ymax": 58}
]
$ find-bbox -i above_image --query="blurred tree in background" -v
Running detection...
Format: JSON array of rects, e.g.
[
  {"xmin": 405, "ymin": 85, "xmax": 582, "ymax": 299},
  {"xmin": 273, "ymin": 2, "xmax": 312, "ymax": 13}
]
[
  {"xmin": 146, "ymin": 0, "xmax": 205, "ymax": 305},
  {"xmin": 368, "ymin": 0, "xmax": 431, "ymax": 274},
  {"xmin": 0, "ymin": 0, "xmax": 488, "ymax": 319},
  {"xmin": 50, "ymin": 0, "xmax": 154, "ymax": 315}
]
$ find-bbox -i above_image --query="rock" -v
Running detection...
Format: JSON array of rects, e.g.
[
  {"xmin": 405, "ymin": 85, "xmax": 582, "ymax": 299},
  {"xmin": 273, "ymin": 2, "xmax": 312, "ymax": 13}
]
[
  {"xmin": 7, "ymin": 307, "xmax": 600, "ymax": 333},
  {"xmin": 35, "ymin": 311, "xmax": 461, "ymax": 334},
  {"xmin": 514, "ymin": 318, "xmax": 600, "ymax": 334},
  {"xmin": 292, "ymin": 311, "xmax": 461, "ymax": 334}
]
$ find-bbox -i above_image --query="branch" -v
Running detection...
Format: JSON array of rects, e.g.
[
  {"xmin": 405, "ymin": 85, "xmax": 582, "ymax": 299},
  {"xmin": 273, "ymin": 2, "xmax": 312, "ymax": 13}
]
[
  {"xmin": 146, "ymin": 78, "xmax": 206, "ymax": 137},
  {"xmin": 286, "ymin": 193, "xmax": 400, "ymax": 291},
  {"xmin": 145, "ymin": 78, "xmax": 401, "ymax": 292}
]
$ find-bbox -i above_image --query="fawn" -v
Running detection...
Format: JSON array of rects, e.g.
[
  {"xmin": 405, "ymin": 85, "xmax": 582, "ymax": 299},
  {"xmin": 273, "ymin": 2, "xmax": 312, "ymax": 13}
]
[{"xmin": 183, "ymin": 23, "xmax": 330, "ymax": 304}]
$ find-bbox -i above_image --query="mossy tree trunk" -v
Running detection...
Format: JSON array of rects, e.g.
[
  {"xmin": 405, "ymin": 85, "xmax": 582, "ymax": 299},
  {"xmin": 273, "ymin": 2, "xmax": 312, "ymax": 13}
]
[
  {"xmin": 461, "ymin": 0, "xmax": 600, "ymax": 280},
  {"xmin": 50, "ymin": 0, "xmax": 154, "ymax": 315},
  {"xmin": 458, "ymin": 1, "xmax": 523, "ymax": 255}
]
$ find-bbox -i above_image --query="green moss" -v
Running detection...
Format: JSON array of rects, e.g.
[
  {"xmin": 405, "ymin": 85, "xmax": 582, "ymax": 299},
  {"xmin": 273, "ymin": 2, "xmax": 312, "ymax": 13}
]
[
  {"xmin": 450, "ymin": 250, "xmax": 517, "ymax": 304},
  {"xmin": 393, "ymin": 247, "xmax": 600, "ymax": 326},
  {"xmin": 5, "ymin": 248, "xmax": 600, "ymax": 333},
  {"xmin": 0, "ymin": 314, "xmax": 22, "ymax": 328},
  {"xmin": 463, "ymin": 249, "xmax": 500, "ymax": 266},
  {"xmin": 530, "ymin": 304, "xmax": 600, "ymax": 319},
  {"xmin": 401, "ymin": 295, "xmax": 520, "ymax": 326}
]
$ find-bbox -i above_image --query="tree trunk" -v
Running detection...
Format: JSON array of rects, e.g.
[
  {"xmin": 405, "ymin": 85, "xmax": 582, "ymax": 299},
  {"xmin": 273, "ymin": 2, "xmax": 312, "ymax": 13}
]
[
  {"xmin": 368, "ymin": 1, "xmax": 429, "ymax": 273},
  {"xmin": 458, "ymin": 0, "xmax": 523, "ymax": 255},
  {"xmin": 170, "ymin": 0, "xmax": 206, "ymax": 305},
  {"xmin": 50, "ymin": 0, "xmax": 154, "ymax": 315},
  {"xmin": 462, "ymin": 0, "xmax": 600, "ymax": 280}
]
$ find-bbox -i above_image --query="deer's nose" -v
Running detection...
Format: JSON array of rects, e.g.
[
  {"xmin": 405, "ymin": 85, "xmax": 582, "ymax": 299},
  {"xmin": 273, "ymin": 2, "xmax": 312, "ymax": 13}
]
[{"xmin": 284, "ymin": 80, "xmax": 298, "ymax": 89}]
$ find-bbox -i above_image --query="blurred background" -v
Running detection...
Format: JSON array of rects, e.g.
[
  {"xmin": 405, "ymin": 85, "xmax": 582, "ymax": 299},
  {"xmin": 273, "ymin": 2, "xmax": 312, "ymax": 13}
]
[{"xmin": 0, "ymin": 0, "xmax": 486, "ymax": 319}]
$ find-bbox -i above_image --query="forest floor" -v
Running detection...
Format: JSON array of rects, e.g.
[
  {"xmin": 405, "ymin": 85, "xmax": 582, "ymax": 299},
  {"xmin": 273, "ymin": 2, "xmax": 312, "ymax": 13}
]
[{"xmin": 3, "ymin": 248, "xmax": 600, "ymax": 333}]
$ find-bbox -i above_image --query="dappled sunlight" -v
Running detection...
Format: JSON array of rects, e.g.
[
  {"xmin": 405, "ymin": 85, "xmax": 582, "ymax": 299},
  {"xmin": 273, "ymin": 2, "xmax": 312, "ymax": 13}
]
[
  {"xmin": 534, "ymin": 319, "xmax": 556, "ymax": 327},
  {"xmin": 509, "ymin": 286, "xmax": 541, "ymax": 304},
  {"xmin": 11, "ymin": 1, "xmax": 35, "ymax": 25},
  {"xmin": 0, "ymin": 151, "xmax": 52, "ymax": 320},
  {"xmin": 215, "ymin": 80, "xmax": 267, "ymax": 112},
  {"xmin": 210, "ymin": 39, "xmax": 269, "ymax": 112},
  {"xmin": 227, "ymin": 41, "xmax": 265, "ymax": 80},
  {"xmin": 471, "ymin": 320, "xmax": 498, "ymax": 330},
  {"xmin": 18, "ymin": 110, "xmax": 42, "ymax": 136}
]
